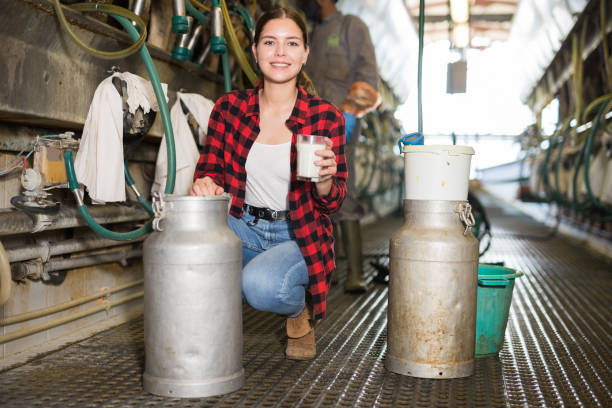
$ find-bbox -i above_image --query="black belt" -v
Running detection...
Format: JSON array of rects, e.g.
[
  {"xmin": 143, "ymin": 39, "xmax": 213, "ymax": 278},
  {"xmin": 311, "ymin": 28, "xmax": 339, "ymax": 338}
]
[{"xmin": 243, "ymin": 204, "xmax": 290, "ymax": 221}]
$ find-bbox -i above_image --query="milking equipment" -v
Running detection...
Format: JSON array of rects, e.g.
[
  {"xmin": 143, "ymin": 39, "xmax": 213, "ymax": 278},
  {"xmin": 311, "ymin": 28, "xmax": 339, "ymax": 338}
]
[
  {"xmin": 387, "ymin": 144, "xmax": 478, "ymax": 379},
  {"xmin": 143, "ymin": 193, "xmax": 244, "ymax": 397},
  {"xmin": 173, "ymin": 16, "xmax": 196, "ymax": 61},
  {"xmin": 172, "ymin": 0, "xmax": 190, "ymax": 34}
]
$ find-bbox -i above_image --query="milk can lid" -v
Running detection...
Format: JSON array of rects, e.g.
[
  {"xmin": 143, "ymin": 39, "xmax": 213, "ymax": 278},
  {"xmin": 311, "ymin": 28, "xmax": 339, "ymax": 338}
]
[{"xmin": 402, "ymin": 144, "xmax": 475, "ymax": 156}]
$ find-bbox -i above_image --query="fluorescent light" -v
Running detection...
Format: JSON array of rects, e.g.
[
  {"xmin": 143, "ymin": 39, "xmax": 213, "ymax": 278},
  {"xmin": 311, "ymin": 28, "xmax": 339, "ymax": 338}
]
[
  {"xmin": 450, "ymin": 0, "xmax": 469, "ymax": 24},
  {"xmin": 453, "ymin": 22, "xmax": 470, "ymax": 48}
]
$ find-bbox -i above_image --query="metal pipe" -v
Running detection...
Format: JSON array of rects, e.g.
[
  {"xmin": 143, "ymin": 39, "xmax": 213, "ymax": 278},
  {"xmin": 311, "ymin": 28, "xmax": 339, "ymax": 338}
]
[
  {"xmin": 46, "ymin": 248, "xmax": 142, "ymax": 272},
  {"xmin": 172, "ymin": 16, "xmax": 195, "ymax": 60},
  {"xmin": 0, "ymin": 241, "xmax": 12, "ymax": 305},
  {"xmin": 172, "ymin": 0, "xmax": 189, "ymax": 34},
  {"xmin": 0, "ymin": 291, "xmax": 143, "ymax": 344},
  {"xmin": 0, "ymin": 204, "xmax": 150, "ymax": 237},
  {"xmin": 131, "ymin": 0, "xmax": 152, "ymax": 31},
  {"xmin": 132, "ymin": 0, "xmax": 150, "ymax": 18},
  {"xmin": 211, "ymin": 6, "xmax": 223, "ymax": 38},
  {"xmin": 195, "ymin": 42, "xmax": 211, "ymax": 65},
  {"xmin": 6, "ymin": 235, "xmax": 146, "ymax": 263},
  {"xmin": 187, "ymin": 25, "xmax": 204, "ymax": 52},
  {"xmin": 11, "ymin": 248, "xmax": 142, "ymax": 282},
  {"xmin": 0, "ymin": 279, "xmax": 143, "ymax": 326},
  {"xmin": 173, "ymin": 0, "xmax": 186, "ymax": 18},
  {"xmin": 177, "ymin": 16, "xmax": 195, "ymax": 49}
]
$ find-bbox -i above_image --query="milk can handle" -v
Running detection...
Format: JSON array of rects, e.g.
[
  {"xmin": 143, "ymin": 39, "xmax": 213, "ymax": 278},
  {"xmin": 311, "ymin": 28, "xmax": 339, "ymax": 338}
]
[
  {"xmin": 457, "ymin": 202, "xmax": 475, "ymax": 235},
  {"xmin": 152, "ymin": 192, "xmax": 167, "ymax": 232}
]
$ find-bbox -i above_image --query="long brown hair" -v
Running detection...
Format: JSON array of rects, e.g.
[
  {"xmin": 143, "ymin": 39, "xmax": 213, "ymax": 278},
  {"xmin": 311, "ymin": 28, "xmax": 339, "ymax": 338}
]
[{"xmin": 253, "ymin": 8, "xmax": 317, "ymax": 95}]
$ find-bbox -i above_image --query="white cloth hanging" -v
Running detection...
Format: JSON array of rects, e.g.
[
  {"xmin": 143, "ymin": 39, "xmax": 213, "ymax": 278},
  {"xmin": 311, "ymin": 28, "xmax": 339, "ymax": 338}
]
[
  {"xmin": 75, "ymin": 72, "xmax": 167, "ymax": 203},
  {"xmin": 152, "ymin": 92, "xmax": 215, "ymax": 195},
  {"xmin": 179, "ymin": 92, "xmax": 216, "ymax": 146}
]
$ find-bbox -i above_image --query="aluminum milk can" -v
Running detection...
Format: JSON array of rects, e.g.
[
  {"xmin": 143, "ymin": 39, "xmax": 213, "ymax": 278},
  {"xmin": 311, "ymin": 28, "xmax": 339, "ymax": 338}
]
[
  {"xmin": 386, "ymin": 199, "xmax": 478, "ymax": 378},
  {"xmin": 143, "ymin": 194, "xmax": 244, "ymax": 397}
]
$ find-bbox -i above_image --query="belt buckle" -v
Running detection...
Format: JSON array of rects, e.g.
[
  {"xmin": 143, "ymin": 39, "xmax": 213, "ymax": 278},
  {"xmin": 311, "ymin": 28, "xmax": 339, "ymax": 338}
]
[{"xmin": 271, "ymin": 210, "xmax": 278, "ymax": 220}]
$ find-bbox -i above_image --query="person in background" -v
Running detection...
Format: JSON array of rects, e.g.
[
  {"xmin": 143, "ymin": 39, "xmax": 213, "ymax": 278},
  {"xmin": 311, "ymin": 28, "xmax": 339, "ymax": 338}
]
[
  {"xmin": 190, "ymin": 7, "xmax": 347, "ymax": 360},
  {"xmin": 301, "ymin": 0, "xmax": 380, "ymax": 293}
]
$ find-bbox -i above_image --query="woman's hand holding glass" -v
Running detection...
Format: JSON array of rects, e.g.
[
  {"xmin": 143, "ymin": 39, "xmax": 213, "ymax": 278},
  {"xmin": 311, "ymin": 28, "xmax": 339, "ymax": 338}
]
[
  {"xmin": 314, "ymin": 137, "xmax": 337, "ymax": 196},
  {"xmin": 189, "ymin": 176, "xmax": 224, "ymax": 196}
]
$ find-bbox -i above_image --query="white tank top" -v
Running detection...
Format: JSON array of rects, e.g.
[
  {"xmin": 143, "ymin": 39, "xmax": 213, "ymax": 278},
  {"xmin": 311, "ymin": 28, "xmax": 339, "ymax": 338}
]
[{"xmin": 245, "ymin": 141, "xmax": 291, "ymax": 211}]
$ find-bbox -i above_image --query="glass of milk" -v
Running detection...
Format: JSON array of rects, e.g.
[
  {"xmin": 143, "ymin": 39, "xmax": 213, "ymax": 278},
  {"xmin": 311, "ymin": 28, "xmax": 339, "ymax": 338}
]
[{"xmin": 297, "ymin": 134, "xmax": 326, "ymax": 182}]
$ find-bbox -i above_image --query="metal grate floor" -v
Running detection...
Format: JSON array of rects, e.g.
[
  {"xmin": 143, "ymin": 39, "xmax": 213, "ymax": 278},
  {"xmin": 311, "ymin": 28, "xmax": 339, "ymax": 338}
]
[{"xmin": 1, "ymin": 193, "xmax": 611, "ymax": 407}]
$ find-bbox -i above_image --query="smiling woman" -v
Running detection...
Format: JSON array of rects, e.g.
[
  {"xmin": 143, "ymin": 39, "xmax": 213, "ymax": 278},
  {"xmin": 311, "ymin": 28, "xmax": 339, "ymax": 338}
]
[
  {"xmin": 252, "ymin": 18, "xmax": 309, "ymax": 86},
  {"xmin": 190, "ymin": 8, "xmax": 347, "ymax": 361},
  {"xmin": 251, "ymin": 8, "xmax": 317, "ymax": 95}
]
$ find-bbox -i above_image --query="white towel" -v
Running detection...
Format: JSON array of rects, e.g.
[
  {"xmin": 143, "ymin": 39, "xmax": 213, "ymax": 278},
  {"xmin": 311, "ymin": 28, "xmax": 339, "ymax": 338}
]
[
  {"xmin": 152, "ymin": 92, "xmax": 215, "ymax": 195},
  {"xmin": 179, "ymin": 92, "xmax": 215, "ymax": 146},
  {"xmin": 75, "ymin": 72, "xmax": 168, "ymax": 203}
]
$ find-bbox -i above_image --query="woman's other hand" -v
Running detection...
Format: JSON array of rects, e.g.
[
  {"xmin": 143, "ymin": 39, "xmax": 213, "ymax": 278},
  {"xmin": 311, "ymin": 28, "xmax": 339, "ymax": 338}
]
[
  {"xmin": 314, "ymin": 137, "xmax": 337, "ymax": 196},
  {"xmin": 189, "ymin": 177, "xmax": 224, "ymax": 196}
]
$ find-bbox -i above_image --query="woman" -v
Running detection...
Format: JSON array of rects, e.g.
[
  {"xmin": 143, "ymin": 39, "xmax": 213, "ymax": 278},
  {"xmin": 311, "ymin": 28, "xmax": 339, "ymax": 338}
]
[{"xmin": 190, "ymin": 7, "xmax": 347, "ymax": 360}]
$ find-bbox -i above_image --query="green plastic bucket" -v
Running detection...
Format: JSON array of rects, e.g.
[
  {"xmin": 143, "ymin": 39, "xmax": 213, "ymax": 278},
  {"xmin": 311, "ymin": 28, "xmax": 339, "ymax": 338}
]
[{"xmin": 475, "ymin": 264, "xmax": 523, "ymax": 358}]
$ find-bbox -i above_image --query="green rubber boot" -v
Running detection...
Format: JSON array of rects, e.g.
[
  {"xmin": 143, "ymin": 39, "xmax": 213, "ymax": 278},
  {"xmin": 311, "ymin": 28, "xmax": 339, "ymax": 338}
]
[{"xmin": 342, "ymin": 220, "xmax": 367, "ymax": 293}]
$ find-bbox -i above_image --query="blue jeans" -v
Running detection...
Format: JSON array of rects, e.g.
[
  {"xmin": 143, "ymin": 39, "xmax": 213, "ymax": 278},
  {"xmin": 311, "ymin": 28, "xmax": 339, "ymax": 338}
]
[{"xmin": 228, "ymin": 211, "xmax": 309, "ymax": 317}]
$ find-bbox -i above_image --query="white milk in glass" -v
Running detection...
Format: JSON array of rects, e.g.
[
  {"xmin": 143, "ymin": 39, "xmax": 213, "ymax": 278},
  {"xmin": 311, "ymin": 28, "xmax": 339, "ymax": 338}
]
[{"xmin": 297, "ymin": 134, "xmax": 326, "ymax": 182}]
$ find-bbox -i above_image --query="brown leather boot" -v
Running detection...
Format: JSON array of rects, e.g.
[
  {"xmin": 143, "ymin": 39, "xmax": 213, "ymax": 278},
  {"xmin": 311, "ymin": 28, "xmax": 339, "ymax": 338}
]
[
  {"xmin": 286, "ymin": 295, "xmax": 316, "ymax": 360},
  {"xmin": 286, "ymin": 303, "xmax": 313, "ymax": 338},
  {"xmin": 286, "ymin": 329, "xmax": 316, "ymax": 360}
]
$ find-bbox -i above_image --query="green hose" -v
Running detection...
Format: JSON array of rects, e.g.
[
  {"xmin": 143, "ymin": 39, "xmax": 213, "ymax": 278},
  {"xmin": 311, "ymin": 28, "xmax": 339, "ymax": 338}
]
[
  {"xmin": 552, "ymin": 126, "xmax": 571, "ymax": 203},
  {"xmin": 570, "ymin": 137, "xmax": 588, "ymax": 211},
  {"xmin": 234, "ymin": 6, "xmax": 255, "ymax": 32},
  {"xmin": 185, "ymin": 0, "xmax": 209, "ymax": 27},
  {"xmin": 541, "ymin": 117, "xmax": 571, "ymax": 203},
  {"xmin": 540, "ymin": 136, "xmax": 555, "ymax": 200},
  {"xmin": 221, "ymin": 52, "xmax": 232, "ymax": 93},
  {"xmin": 124, "ymin": 161, "xmax": 154, "ymax": 215},
  {"xmin": 52, "ymin": 0, "xmax": 147, "ymax": 59},
  {"xmin": 65, "ymin": 150, "xmax": 153, "ymax": 240},
  {"xmin": 582, "ymin": 101, "xmax": 612, "ymax": 214}
]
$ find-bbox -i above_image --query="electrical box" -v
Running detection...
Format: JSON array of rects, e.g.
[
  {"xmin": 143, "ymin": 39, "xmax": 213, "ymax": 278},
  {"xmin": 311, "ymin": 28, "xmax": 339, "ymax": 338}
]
[
  {"xmin": 447, "ymin": 60, "xmax": 467, "ymax": 94},
  {"xmin": 33, "ymin": 135, "xmax": 79, "ymax": 187}
]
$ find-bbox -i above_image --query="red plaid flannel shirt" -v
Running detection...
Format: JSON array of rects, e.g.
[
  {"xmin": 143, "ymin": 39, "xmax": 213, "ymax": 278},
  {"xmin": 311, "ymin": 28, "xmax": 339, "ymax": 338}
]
[{"xmin": 194, "ymin": 83, "xmax": 347, "ymax": 319}]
